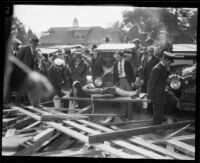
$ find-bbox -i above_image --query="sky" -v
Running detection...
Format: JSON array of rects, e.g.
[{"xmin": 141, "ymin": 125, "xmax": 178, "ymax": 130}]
[{"xmin": 13, "ymin": 5, "xmax": 133, "ymax": 38}]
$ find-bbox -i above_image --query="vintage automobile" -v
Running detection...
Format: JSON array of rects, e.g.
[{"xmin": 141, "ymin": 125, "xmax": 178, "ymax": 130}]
[
  {"xmin": 171, "ymin": 44, "xmax": 196, "ymax": 73},
  {"xmin": 167, "ymin": 44, "xmax": 196, "ymax": 112},
  {"xmin": 48, "ymin": 44, "xmax": 85, "ymax": 54},
  {"xmin": 167, "ymin": 64, "xmax": 196, "ymax": 112},
  {"xmin": 93, "ymin": 43, "xmax": 135, "ymax": 87},
  {"xmin": 39, "ymin": 48, "xmax": 59, "ymax": 59}
]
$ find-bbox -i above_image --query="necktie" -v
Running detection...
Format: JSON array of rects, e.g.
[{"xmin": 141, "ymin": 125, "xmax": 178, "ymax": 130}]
[{"xmin": 119, "ymin": 61, "xmax": 123, "ymax": 77}]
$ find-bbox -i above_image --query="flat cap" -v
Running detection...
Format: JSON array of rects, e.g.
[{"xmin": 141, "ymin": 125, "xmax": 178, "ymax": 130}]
[
  {"xmin": 132, "ymin": 38, "xmax": 140, "ymax": 43},
  {"xmin": 159, "ymin": 30, "xmax": 168, "ymax": 35},
  {"xmin": 12, "ymin": 38, "xmax": 22, "ymax": 45}
]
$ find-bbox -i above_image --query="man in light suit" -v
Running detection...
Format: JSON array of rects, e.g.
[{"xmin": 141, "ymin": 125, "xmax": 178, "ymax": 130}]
[{"xmin": 113, "ymin": 51, "xmax": 136, "ymax": 120}]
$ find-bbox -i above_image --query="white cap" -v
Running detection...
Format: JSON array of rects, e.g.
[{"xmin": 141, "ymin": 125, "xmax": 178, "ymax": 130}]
[
  {"xmin": 163, "ymin": 51, "xmax": 175, "ymax": 58},
  {"xmin": 54, "ymin": 58, "xmax": 65, "ymax": 66}
]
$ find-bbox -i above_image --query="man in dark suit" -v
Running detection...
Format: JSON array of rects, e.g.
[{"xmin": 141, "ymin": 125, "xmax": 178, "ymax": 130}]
[
  {"xmin": 113, "ymin": 51, "xmax": 136, "ymax": 120},
  {"xmin": 141, "ymin": 46, "xmax": 160, "ymax": 115},
  {"xmin": 147, "ymin": 51, "xmax": 175, "ymax": 125},
  {"xmin": 141, "ymin": 46, "xmax": 160, "ymax": 92},
  {"xmin": 15, "ymin": 37, "xmax": 42, "ymax": 107}
]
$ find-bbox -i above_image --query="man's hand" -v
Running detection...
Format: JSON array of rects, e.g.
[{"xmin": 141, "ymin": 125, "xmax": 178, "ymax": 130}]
[{"xmin": 131, "ymin": 82, "xmax": 135, "ymax": 88}]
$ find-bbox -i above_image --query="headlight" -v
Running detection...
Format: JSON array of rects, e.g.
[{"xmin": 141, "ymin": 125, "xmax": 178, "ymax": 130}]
[
  {"xmin": 86, "ymin": 75, "xmax": 93, "ymax": 83},
  {"xmin": 170, "ymin": 79, "xmax": 181, "ymax": 90},
  {"xmin": 95, "ymin": 77, "xmax": 102, "ymax": 87}
]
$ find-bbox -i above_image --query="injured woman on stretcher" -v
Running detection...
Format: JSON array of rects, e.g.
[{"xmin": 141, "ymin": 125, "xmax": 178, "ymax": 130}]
[{"xmin": 68, "ymin": 81, "xmax": 141, "ymax": 114}]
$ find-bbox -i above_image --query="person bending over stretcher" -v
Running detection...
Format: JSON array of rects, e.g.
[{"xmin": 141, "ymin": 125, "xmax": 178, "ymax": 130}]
[{"xmin": 69, "ymin": 81, "xmax": 140, "ymax": 113}]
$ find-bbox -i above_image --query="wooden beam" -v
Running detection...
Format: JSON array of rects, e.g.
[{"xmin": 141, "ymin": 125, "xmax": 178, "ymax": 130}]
[
  {"xmin": 166, "ymin": 139, "xmax": 195, "ymax": 157},
  {"xmin": 147, "ymin": 134, "xmax": 195, "ymax": 144},
  {"xmin": 40, "ymin": 114, "xmax": 88, "ymax": 121},
  {"xmin": 32, "ymin": 148, "xmax": 103, "ymax": 157},
  {"xmin": 88, "ymin": 120, "xmax": 195, "ymax": 144},
  {"xmin": 61, "ymin": 96, "xmax": 151, "ymax": 103},
  {"xmin": 22, "ymin": 121, "xmax": 41, "ymax": 130},
  {"xmin": 5, "ymin": 129, "xmax": 16, "ymax": 137},
  {"xmin": 164, "ymin": 124, "xmax": 190, "ymax": 139},
  {"xmin": 100, "ymin": 119, "xmax": 153, "ymax": 126},
  {"xmin": 7, "ymin": 116, "xmax": 36, "ymax": 130}
]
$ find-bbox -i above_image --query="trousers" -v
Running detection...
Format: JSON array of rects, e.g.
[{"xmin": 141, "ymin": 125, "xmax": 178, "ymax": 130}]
[{"xmin": 119, "ymin": 77, "xmax": 133, "ymax": 120}]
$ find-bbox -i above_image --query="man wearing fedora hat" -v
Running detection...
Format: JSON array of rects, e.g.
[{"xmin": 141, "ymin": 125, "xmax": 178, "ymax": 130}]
[
  {"xmin": 15, "ymin": 37, "xmax": 42, "ymax": 108},
  {"xmin": 72, "ymin": 52, "xmax": 88, "ymax": 86},
  {"xmin": 147, "ymin": 51, "xmax": 177, "ymax": 126}
]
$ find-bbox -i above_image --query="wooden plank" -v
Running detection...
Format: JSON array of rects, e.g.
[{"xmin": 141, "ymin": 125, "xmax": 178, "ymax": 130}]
[
  {"xmin": 5, "ymin": 129, "xmax": 16, "ymax": 137},
  {"xmin": 148, "ymin": 134, "xmax": 195, "ymax": 144},
  {"xmin": 14, "ymin": 106, "xmax": 142, "ymax": 158},
  {"xmin": 3, "ymin": 118, "xmax": 17, "ymax": 128},
  {"xmin": 22, "ymin": 121, "xmax": 41, "ymax": 130},
  {"xmin": 7, "ymin": 116, "xmax": 36, "ymax": 130},
  {"xmin": 32, "ymin": 149, "xmax": 103, "ymax": 157},
  {"xmin": 165, "ymin": 124, "xmax": 190, "ymax": 139},
  {"xmin": 40, "ymin": 114, "xmax": 88, "ymax": 121},
  {"xmin": 166, "ymin": 139, "xmax": 195, "ymax": 157},
  {"xmin": 62, "ymin": 96, "xmax": 151, "ymax": 103},
  {"xmin": 88, "ymin": 120, "xmax": 195, "ymax": 144},
  {"xmin": 100, "ymin": 119, "xmax": 152, "ymax": 126}
]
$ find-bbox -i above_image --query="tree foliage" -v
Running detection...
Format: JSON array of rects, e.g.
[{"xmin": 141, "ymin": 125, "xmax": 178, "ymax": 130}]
[
  {"xmin": 11, "ymin": 16, "xmax": 37, "ymax": 44},
  {"xmin": 121, "ymin": 7, "xmax": 197, "ymax": 44}
]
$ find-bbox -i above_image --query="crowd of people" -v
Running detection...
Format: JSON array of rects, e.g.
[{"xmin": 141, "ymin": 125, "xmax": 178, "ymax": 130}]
[{"xmin": 5, "ymin": 31, "xmax": 178, "ymax": 124}]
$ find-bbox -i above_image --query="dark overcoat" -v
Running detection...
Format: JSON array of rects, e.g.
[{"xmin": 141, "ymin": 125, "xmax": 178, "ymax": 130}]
[
  {"xmin": 147, "ymin": 62, "xmax": 170, "ymax": 104},
  {"xmin": 142, "ymin": 55, "xmax": 160, "ymax": 92},
  {"xmin": 72, "ymin": 59, "xmax": 88, "ymax": 86},
  {"xmin": 17, "ymin": 45, "xmax": 37, "ymax": 70}
]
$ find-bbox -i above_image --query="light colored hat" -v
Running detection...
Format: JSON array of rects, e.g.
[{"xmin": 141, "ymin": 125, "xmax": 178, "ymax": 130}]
[
  {"xmin": 163, "ymin": 51, "xmax": 175, "ymax": 62},
  {"xmin": 12, "ymin": 38, "xmax": 22, "ymax": 45},
  {"xmin": 132, "ymin": 38, "xmax": 140, "ymax": 43},
  {"xmin": 54, "ymin": 58, "xmax": 65, "ymax": 66}
]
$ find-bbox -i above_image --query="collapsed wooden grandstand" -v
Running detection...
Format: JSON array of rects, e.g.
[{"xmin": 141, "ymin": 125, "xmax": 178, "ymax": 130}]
[{"xmin": 2, "ymin": 96, "xmax": 195, "ymax": 159}]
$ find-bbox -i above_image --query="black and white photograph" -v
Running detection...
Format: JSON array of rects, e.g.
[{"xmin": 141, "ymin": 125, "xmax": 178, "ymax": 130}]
[{"xmin": 2, "ymin": 4, "xmax": 197, "ymax": 160}]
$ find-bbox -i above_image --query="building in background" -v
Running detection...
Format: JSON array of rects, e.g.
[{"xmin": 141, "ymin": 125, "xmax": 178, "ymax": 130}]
[{"xmin": 40, "ymin": 18, "xmax": 122, "ymax": 48}]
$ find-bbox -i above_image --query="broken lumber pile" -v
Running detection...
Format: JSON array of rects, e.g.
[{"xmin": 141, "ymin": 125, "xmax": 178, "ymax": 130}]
[{"xmin": 2, "ymin": 105, "xmax": 195, "ymax": 159}]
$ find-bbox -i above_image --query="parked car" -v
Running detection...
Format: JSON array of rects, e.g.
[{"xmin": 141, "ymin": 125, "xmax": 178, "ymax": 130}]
[
  {"xmin": 48, "ymin": 44, "xmax": 85, "ymax": 54},
  {"xmin": 171, "ymin": 44, "xmax": 196, "ymax": 74},
  {"xmin": 93, "ymin": 43, "xmax": 135, "ymax": 87},
  {"xmin": 39, "ymin": 48, "xmax": 59, "ymax": 59},
  {"xmin": 166, "ymin": 64, "xmax": 196, "ymax": 112}
]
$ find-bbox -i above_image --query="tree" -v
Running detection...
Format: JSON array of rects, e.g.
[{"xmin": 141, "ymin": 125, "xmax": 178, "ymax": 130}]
[
  {"xmin": 11, "ymin": 17, "xmax": 27, "ymax": 44},
  {"xmin": 121, "ymin": 7, "xmax": 197, "ymax": 44},
  {"xmin": 11, "ymin": 16, "xmax": 38, "ymax": 44}
]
